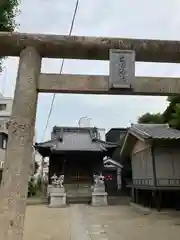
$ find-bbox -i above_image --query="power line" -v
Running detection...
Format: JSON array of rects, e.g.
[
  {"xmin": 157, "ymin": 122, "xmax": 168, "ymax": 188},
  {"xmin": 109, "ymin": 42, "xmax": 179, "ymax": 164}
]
[{"xmin": 41, "ymin": 0, "xmax": 80, "ymax": 141}]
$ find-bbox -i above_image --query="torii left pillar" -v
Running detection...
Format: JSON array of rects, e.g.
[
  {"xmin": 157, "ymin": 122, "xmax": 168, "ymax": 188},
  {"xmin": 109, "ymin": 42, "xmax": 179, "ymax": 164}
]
[{"xmin": 0, "ymin": 46, "xmax": 41, "ymax": 240}]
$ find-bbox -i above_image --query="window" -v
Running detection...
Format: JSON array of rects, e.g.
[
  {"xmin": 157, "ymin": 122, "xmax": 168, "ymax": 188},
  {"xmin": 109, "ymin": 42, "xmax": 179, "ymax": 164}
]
[
  {"xmin": 0, "ymin": 161, "xmax": 4, "ymax": 169},
  {"xmin": 0, "ymin": 134, "xmax": 8, "ymax": 150},
  {"xmin": 0, "ymin": 104, "xmax": 7, "ymax": 111},
  {"xmin": 2, "ymin": 139, "xmax": 7, "ymax": 149}
]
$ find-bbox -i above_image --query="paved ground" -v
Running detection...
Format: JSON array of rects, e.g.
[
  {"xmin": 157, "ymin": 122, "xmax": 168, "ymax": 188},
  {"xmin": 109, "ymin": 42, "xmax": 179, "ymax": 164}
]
[{"xmin": 24, "ymin": 204, "xmax": 180, "ymax": 240}]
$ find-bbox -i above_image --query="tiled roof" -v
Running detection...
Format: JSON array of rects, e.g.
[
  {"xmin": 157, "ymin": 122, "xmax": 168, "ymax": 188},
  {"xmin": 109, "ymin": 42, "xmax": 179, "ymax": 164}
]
[
  {"xmin": 131, "ymin": 124, "xmax": 180, "ymax": 140},
  {"xmin": 35, "ymin": 127, "xmax": 107, "ymax": 152},
  {"xmin": 55, "ymin": 131, "xmax": 105, "ymax": 151}
]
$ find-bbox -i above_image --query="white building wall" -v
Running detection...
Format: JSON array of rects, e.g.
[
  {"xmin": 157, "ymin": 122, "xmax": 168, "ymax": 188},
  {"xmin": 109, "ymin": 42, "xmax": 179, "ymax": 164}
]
[
  {"xmin": 0, "ymin": 95, "xmax": 13, "ymax": 169},
  {"xmin": 0, "ymin": 96, "xmax": 13, "ymax": 133},
  {"xmin": 0, "ymin": 96, "xmax": 13, "ymax": 118},
  {"xmin": 0, "ymin": 95, "xmax": 36, "ymax": 175}
]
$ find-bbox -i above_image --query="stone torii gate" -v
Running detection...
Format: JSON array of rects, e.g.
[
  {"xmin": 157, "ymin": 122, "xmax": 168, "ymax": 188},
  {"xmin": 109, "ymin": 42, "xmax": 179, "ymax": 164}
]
[{"xmin": 0, "ymin": 32, "xmax": 180, "ymax": 239}]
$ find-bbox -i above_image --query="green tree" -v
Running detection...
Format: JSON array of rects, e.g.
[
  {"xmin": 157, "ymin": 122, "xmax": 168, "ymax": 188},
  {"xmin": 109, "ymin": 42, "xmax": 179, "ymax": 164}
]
[
  {"xmin": 138, "ymin": 112, "xmax": 164, "ymax": 124},
  {"xmin": 27, "ymin": 162, "xmax": 40, "ymax": 197},
  {"xmin": 163, "ymin": 96, "xmax": 180, "ymax": 129},
  {"xmin": 0, "ymin": 1, "xmax": 20, "ymax": 70},
  {"xmin": 28, "ymin": 176, "xmax": 36, "ymax": 197},
  {"xmin": 34, "ymin": 161, "xmax": 39, "ymax": 174},
  {"xmin": 138, "ymin": 96, "xmax": 180, "ymax": 130}
]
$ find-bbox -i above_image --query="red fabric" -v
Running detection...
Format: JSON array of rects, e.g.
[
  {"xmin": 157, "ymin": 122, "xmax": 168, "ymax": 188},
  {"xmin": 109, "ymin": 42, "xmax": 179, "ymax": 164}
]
[{"xmin": 105, "ymin": 175, "xmax": 112, "ymax": 180}]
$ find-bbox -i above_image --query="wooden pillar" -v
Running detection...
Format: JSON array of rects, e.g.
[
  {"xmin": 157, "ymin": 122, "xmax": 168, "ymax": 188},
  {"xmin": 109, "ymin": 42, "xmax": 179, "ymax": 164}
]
[
  {"xmin": 131, "ymin": 187, "xmax": 135, "ymax": 202},
  {"xmin": 40, "ymin": 157, "xmax": 44, "ymax": 184},
  {"xmin": 0, "ymin": 46, "xmax": 41, "ymax": 240},
  {"xmin": 48, "ymin": 157, "xmax": 52, "ymax": 184},
  {"xmin": 99, "ymin": 157, "xmax": 104, "ymax": 174},
  {"xmin": 40, "ymin": 156, "xmax": 45, "ymax": 196},
  {"xmin": 135, "ymin": 189, "xmax": 139, "ymax": 204},
  {"xmin": 176, "ymin": 191, "xmax": 180, "ymax": 210},
  {"xmin": 157, "ymin": 191, "xmax": 162, "ymax": 212},
  {"xmin": 154, "ymin": 190, "xmax": 161, "ymax": 211}
]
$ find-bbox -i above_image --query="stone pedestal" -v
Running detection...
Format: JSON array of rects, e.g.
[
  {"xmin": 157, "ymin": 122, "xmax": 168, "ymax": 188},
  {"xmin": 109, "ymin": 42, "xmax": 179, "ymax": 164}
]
[
  {"xmin": 93, "ymin": 185, "xmax": 105, "ymax": 193},
  {"xmin": 49, "ymin": 187, "xmax": 66, "ymax": 208},
  {"xmin": 92, "ymin": 192, "xmax": 108, "ymax": 206},
  {"xmin": 92, "ymin": 185, "xmax": 108, "ymax": 206}
]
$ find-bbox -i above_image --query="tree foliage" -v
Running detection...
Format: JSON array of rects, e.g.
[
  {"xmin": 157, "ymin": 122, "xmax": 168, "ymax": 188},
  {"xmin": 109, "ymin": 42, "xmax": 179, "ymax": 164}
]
[
  {"xmin": 0, "ymin": 0, "xmax": 20, "ymax": 70},
  {"xmin": 163, "ymin": 96, "xmax": 180, "ymax": 129},
  {"xmin": 28, "ymin": 162, "xmax": 39, "ymax": 197},
  {"xmin": 138, "ymin": 96, "xmax": 180, "ymax": 130},
  {"xmin": 28, "ymin": 176, "xmax": 36, "ymax": 197},
  {"xmin": 34, "ymin": 161, "xmax": 39, "ymax": 175},
  {"xmin": 138, "ymin": 112, "xmax": 164, "ymax": 124},
  {"xmin": 0, "ymin": 1, "xmax": 19, "ymax": 31}
]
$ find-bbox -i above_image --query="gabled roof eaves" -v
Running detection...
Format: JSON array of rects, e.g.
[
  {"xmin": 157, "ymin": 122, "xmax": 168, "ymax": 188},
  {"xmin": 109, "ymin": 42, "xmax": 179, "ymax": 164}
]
[
  {"xmin": 130, "ymin": 125, "xmax": 151, "ymax": 138},
  {"xmin": 35, "ymin": 137, "xmax": 106, "ymax": 152},
  {"xmin": 94, "ymin": 138, "xmax": 119, "ymax": 148},
  {"xmin": 120, "ymin": 124, "xmax": 180, "ymax": 159},
  {"xmin": 131, "ymin": 124, "xmax": 180, "ymax": 140},
  {"xmin": 35, "ymin": 140, "xmax": 57, "ymax": 149},
  {"xmin": 120, "ymin": 130, "xmax": 137, "ymax": 159},
  {"xmin": 103, "ymin": 158, "xmax": 123, "ymax": 168}
]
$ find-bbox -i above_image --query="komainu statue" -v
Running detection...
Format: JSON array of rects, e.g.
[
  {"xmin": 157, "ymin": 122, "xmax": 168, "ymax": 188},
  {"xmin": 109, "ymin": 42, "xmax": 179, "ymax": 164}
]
[
  {"xmin": 51, "ymin": 174, "xmax": 58, "ymax": 186},
  {"xmin": 93, "ymin": 173, "xmax": 105, "ymax": 187},
  {"xmin": 58, "ymin": 175, "xmax": 64, "ymax": 188},
  {"xmin": 51, "ymin": 174, "xmax": 64, "ymax": 188}
]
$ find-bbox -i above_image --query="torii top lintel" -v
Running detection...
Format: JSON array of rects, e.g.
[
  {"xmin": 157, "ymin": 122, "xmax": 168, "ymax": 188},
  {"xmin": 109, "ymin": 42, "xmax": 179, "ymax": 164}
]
[{"xmin": 0, "ymin": 32, "xmax": 180, "ymax": 63}]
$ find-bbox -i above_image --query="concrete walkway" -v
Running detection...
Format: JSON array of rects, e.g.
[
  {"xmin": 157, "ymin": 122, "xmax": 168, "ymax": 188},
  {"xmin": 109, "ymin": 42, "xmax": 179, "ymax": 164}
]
[{"xmin": 24, "ymin": 204, "xmax": 180, "ymax": 240}]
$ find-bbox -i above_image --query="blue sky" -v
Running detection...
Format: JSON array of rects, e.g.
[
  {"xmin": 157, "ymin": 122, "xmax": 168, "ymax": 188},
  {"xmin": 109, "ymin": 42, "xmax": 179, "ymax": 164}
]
[{"xmin": 1, "ymin": 0, "xmax": 180, "ymax": 141}]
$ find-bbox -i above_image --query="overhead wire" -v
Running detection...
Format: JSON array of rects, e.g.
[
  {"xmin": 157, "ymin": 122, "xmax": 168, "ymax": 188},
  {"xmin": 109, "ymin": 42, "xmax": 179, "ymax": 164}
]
[
  {"xmin": 41, "ymin": 0, "xmax": 80, "ymax": 141},
  {"xmin": 41, "ymin": 1, "xmax": 178, "ymax": 142}
]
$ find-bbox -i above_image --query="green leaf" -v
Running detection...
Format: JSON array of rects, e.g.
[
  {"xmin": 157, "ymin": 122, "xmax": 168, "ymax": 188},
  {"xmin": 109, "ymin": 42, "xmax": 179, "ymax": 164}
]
[{"xmin": 0, "ymin": 1, "xmax": 20, "ymax": 71}]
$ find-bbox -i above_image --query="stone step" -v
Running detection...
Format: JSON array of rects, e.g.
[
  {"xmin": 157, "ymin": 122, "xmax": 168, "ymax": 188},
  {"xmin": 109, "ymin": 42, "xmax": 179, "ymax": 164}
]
[
  {"xmin": 64, "ymin": 184, "xmax": 92, "ymax": 189},
  {"xmin": 67, "ymin": 196, "xmax": 91, "ymax": 204},
  {"xmin": 67, "ymin": 191, "xmax": 91, "ymax": 195},
  {"xmin": 108, "ymin": 196, "xmax": 130, "ymax": 205},
  {"xmin": 65, "ymin": 184, "xmax": 92, "ymax": 197},
  {"xmin": 67, "ymin": 193, "xmax": 91, "ymax": 196}
]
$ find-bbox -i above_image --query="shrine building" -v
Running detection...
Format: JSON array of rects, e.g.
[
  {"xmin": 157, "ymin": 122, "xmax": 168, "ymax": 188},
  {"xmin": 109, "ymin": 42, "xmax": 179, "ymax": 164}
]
[{"xmin": 35, "ymin": 126, "xmax": 117, "ymax": 203}]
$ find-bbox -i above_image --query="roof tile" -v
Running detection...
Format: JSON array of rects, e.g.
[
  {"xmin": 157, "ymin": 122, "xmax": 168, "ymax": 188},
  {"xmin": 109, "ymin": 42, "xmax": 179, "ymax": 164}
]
[{"xmin": 131, "ymin": 124, "xmax": 180, "ymax": 140}]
